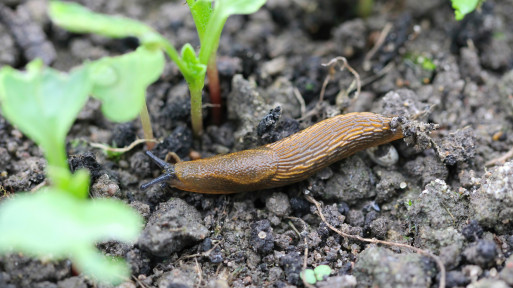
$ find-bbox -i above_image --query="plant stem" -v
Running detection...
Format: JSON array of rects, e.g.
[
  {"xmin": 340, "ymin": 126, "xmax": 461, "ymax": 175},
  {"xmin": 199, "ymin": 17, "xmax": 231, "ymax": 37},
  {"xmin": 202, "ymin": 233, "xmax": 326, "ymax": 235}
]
[
  {"xmin": 207, "ymin": 53, "xmax": 221, "ymax": 125},
  {"xmin": 161, "ymin": 41, "xmax": 188, "ymax": 74},
  {"xmin": 198, "ymin": 10, "xmax": 226, "ymax": 65},
  {"xmin": 357, "ymin": 0, "xmax": 373, "ymax": 18},
  {"xmin": 45, "ymin": 139, "xmax": 70, "ymax": 189},
  {"xmin": 189, "ymin": 86, "xmax": 204, "ymax": 137},
  {"xmin": 47, "ymin": 139, "xmax": 69, "ymax": 172},
  {"xmin": 139, "ymin": 100, "xmax": 155, "ymax": 150}
]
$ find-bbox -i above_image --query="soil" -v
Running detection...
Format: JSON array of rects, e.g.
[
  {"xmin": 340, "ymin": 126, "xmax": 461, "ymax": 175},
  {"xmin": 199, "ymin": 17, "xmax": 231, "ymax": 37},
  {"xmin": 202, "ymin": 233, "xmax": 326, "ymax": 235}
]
[{"xmin": 1, "ymin": 0, "xmax": 513, "ymax": 287}]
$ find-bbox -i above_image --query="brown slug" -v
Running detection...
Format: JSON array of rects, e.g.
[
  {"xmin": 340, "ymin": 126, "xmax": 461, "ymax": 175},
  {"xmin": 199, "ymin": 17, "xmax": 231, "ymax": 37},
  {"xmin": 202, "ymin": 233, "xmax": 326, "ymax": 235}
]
[{"xmin": 140, "ymin": 112, "xmax": 404, "ymax": 194}]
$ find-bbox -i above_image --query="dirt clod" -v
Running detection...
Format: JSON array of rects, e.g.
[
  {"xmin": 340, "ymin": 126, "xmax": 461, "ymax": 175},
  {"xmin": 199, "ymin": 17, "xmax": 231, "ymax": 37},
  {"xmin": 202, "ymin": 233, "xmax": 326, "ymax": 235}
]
[
  {"xmin": 250, "ymin": 219, "xmax": 274, "ymax": 254},
  {"xmin": 68, "ymin": 152, "xmax": 103, "ymax": 183},
  {"xmin": 354, "ymin": 245, "xmax": 434, "ymax": 288},
  {"xmin": 138, "ymin": 198, "xmax": 208, "ymax": 257},
  {"xmin": 463, "ymin": 239, "xmax": 498, "ymax": 268}
]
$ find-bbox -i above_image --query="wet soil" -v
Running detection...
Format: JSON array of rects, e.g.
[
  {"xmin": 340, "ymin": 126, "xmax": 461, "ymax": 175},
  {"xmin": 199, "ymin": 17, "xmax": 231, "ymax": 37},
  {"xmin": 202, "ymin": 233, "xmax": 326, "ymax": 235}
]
[{"xmin": 1, "ymin": 0, "xmax": 513, "ymax": 287}]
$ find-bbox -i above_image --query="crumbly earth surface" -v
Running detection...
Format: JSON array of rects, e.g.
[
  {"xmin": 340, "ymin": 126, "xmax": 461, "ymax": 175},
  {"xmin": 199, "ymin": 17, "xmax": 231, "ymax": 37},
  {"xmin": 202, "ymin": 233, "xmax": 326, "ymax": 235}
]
[{"xmin": 1, "ymin": 0, "xmax": 513, "ymax": 287}]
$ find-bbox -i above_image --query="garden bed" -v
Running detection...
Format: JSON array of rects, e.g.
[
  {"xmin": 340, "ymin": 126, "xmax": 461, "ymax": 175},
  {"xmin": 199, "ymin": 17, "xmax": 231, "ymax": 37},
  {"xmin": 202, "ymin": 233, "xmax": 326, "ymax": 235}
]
[{"xmin": 1, "ymin": 0, "xmax": 513, "ymax": 287}]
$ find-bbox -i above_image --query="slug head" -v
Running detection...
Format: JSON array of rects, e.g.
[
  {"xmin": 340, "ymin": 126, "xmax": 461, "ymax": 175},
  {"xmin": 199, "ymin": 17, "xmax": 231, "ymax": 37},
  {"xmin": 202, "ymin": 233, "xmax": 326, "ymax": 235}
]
[{"xmin": 140, "ymin": 151, "xmax": 175, "ymax": 190}]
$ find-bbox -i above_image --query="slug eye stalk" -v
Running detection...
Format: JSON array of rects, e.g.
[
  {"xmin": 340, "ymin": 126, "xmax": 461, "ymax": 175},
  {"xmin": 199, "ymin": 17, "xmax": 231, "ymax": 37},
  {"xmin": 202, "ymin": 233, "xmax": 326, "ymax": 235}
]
[{"xmin": 140, "ymin": 151, "xmax": 175, "ymax": 190}]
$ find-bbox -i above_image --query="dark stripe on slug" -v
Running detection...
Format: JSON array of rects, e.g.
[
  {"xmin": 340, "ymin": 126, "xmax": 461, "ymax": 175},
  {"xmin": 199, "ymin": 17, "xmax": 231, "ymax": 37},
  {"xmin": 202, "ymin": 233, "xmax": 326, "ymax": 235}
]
[{"xmin": 266, "ymin": 112, "xmax": 402, "ymax": 185}]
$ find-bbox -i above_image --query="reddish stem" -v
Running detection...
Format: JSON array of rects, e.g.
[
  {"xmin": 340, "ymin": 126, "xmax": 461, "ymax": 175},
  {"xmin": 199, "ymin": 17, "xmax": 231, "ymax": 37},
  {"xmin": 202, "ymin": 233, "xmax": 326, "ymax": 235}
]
[{"xmin": 207, "ymin": 55, "xmax": 222, "ymax": 125}]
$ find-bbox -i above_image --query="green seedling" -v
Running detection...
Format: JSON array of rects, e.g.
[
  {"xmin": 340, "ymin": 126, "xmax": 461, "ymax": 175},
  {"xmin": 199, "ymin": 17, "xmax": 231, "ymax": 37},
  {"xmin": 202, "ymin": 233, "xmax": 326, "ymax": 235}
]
[
  {"xmin": 0, "ymin": 56, "xmax": 147, "ymax": 283},
  {"xmin": 0, "ymin": 59, "xmax": 90, "ymax": 179},
  {"xmin": 300, "ymin": 264, "xmax": 332, "ymax": 284},
  {"xmin": 451, "ymin": 0, "xmax": 484, "ymax": 20},
  {"xmin": 49, "ymin": 0, "xmax": 267, "ymax": 136},
  {"xmin": 357, "ymin": 0, "xmax": 373, "ymax": 18},
  {"xmin": 404, "ymin": 53, "xmax": 437, "ymax": 72},
  {"xmin": 89, "ymin": 46, "xmax": 164, "ymax": 148},
  {"xmin": 0, "ymin": 187, "xmax": 141, "ymax": 284},
  {"xmin": 89, "ymin": 46, "xmax": 164, "ymax": 123}
]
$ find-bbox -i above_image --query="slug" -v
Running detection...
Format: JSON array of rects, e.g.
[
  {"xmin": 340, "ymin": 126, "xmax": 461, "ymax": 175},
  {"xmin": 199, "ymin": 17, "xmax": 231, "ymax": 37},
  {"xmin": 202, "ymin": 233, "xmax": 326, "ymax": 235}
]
[{"xmin": 141, "ymin": 112, "xmax": 404, "ymax": 194}]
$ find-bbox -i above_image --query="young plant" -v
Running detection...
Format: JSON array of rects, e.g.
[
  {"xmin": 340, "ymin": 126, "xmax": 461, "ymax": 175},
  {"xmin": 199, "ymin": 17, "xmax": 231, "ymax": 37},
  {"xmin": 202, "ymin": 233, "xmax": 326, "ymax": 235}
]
[
  {"xmin": 0, "ymin": 53, "xmax": 159, "ymax": 283},
  {"xmin": 451, "ymin": 0, "xmax": 484, "ymax": 20},
  {"xmin": 300, "ymin": 264, "xmax": 332, "ymax": 285},
  {"xmin": 49, "ymin": 0, "xmax": 267, "ymax": 136}
]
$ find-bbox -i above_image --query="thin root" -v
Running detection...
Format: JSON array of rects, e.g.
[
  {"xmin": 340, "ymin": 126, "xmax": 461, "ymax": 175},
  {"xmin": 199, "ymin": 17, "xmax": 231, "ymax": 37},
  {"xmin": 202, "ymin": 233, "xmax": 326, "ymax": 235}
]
[
  {"xmin": 321, "ymin": 56, "xmax": 361, "ymax": 104},
  {"xmin": 363, "ymin": 22, "xmax": 393, "ymax": 71},
  {"xmin": 299, "ymin": 56, "xmax": 361, "ymax": 121},
  {"xmin": 485, "ymin": 147, "xmax": 513, "ymax": 167},
  {"xmin": 293, "ymin": 87, "xmax": 307, "ymax": 118},
  {"xmin": 286, "ymin": 217, "xmax": 309, "ymax": 269},
  {"xmin": 304, "ymin": 194, "xmax": 446, "ymax": 288},
  {"xmin": 30, "ymin": 180, "xmax": 47, "ymax": 192},
  {"xmin": 90, "ymin": 138, "xmax": 158, "ymax": 153}
]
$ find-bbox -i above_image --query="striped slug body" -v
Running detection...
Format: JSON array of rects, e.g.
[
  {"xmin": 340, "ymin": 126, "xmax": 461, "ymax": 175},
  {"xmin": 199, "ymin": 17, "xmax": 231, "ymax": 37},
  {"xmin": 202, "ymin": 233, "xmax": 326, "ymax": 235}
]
[{"xmin": 141, "ymin": 112, "xmax": 404, "ymax": 194}]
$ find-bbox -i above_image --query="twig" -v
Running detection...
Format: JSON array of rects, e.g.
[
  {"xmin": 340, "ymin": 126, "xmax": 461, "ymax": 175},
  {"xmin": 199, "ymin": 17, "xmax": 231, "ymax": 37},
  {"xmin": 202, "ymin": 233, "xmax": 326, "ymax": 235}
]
[
  {"xmin": 293, "ymin": 87, "xmax": 307, "ymax": 118},
  {"xmin": 90, "ymin": 138, "xmax": 158, "ymax": 153},
  {"xmin": 180, "ymin": 241, "xmax": 222, "ymax": 260},
  {"xmin": 287, "ymin": 217, "xmax": 315, "ymax": 288},
  {"xmin": 132, "ymin": 275, "xmax": 149, "ymax": 288},
  {"xmin": 321, "ymin": 56, "xmax": 361, "ymax": 104},
  {"xmin": 299, "ymin": 56, "xmax": 362, "ymax": 121},
  {"xmin": 360, "ymin": 62, "xmax": 394, "ymax": 87},
  {"xmin": 287, "ymin": 218, "xmax": 309, "ymax": 269},
  {"xmin": 485, "ymin": 147, "xmax": 513, "ymax": 167},
  {"xmin": 363, "ymin": 23, "xmax": 393, "ymax": 71},
  {"xmin": 194, "ymin": 257, "xmax": 203, "ymax": 288},
  {"xmin": 203, "ymin": 103, "xmax": 221, "ymax": 108},
  {"xmin": 30, "ymin": 180, "xmax": 47, "ymax": 192},
  {"xmin": 304, "ymin": 194, "xmax": 446, "ymax": 288}
]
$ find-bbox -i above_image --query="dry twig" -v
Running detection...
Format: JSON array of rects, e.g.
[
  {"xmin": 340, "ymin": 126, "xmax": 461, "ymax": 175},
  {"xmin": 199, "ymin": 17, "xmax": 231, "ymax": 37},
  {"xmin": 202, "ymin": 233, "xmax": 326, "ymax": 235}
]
[
  {"xmin": 304, "ymin": 194, "xmax": 446, "ymax": 288},
  {"xmin": 363, "ymin": 22, "xmax": 393, "ymax": 71},
  {"xmin": 485, "ymin": 147, "xmax": 513, "ymax": 167},
  {"xmin": 299, "ymin": 56, "xmax": 361, "ymax": 121}
]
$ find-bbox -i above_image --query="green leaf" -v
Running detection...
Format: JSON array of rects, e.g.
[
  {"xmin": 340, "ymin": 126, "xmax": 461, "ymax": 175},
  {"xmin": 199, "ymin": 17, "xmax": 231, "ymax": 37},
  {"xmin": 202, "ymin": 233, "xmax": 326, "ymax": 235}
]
[
  {"xmin": 0, "ymin": 189, "xmax": 143, "ymax": 284},
  {"xmin": 198, "ymin": 0, "xmax": 267, "ymax": 64},
  {"xmin": 187, "ymin": 0, "xmax": 213, "ymax": 41},
  {"xmin": 74, "ymin": 247, "xmax": 131, "ymax": 284},
  {"xmin": 300, "ymin": 269, "xmax": 317, "ymax": 285},
  {"xmin": 314, "ymin": 265, "xmax": 332, "ymax": 281},
  {"xmin": 0, "ymin": 59, "xmax": 90, "ymax": 170},
  {"xmin": 451, "ymin": 0, "xmax": 480, "ymax": 20},
  {"xmin": 47, "ymin": 167, "xmax": 90, "ymax": 198},
  {"xmin": 90, "ymin": 46, "xmax": 165, "ymax": 122},
  {"xmin": 216, "ymin": 0, "xmax": 267, "ymax": 18},
  {"xmin": 49, "ymin": 1, "xmax": 160, "ymax": 44},
  {"xmin": 180, "ymin": 44, "xmax": 207, "ymax": 87}
]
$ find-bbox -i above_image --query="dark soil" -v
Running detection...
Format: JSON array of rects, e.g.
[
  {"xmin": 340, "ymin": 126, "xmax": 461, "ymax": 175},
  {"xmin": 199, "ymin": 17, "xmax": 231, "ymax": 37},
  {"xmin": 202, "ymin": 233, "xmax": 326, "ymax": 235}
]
[{"xmin": 1, "ymin": 0, "xmax": 513, "ymax": 287}]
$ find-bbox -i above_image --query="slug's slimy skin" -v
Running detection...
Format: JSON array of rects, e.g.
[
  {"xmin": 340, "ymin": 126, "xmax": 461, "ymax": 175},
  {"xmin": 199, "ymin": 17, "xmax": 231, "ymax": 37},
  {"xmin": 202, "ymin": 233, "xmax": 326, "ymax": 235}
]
[{"xmin": 141, "ymin": 112, "xmax": 404, "ymax": 194}]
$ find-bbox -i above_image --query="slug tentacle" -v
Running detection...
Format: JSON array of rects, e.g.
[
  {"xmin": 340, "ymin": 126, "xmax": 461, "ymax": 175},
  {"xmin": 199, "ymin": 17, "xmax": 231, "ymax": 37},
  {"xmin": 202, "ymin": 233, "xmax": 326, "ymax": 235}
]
[{"xmin": 140, "ymin": 151, "xmax": 176, "ymax": 190}]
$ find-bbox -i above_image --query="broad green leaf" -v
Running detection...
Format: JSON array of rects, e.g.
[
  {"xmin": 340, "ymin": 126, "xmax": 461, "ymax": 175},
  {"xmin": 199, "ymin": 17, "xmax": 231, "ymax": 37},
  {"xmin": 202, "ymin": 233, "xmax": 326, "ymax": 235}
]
[
  {"xmin": 314, "ymin": 265, "xmax": 332, "ymax": 281},
  {"xmin": 47, "ymin": 167, "xmax": 90, "ymax": 198},
  {"xmin": 300, "ymin": 269, "xmax": 317, "ymax": 285},
  {"xmin": 451, "ymin": 0, "xmax": 480, "ymax": 20},
  {"xmin": 198, "ymin": 0, "xmax": 267, "ymax": 64},
  {"xmin": 74, "ymin": 246, "xmax": 131, "ymax": 284},
  {"xmin": 0, "ymin": 59, "xmax": 90, "ymax": 169},
  {"xmin": 90, "ymin": 46, "xmax": 165, "ymax": 122},
  {"xmin": 216, "ymin": 0, "xmax": 267, "ymax": 18},
  {"xmin": 0, "ymin": 189, "xmax": 143, "ymax": 284},
  {"xmin": 186, "ymin": 0, "xmax": 213, "ymax": 41},
  {"xmin": 49, "ymin": 1, "xmax": 160, "ymax": 44}
]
